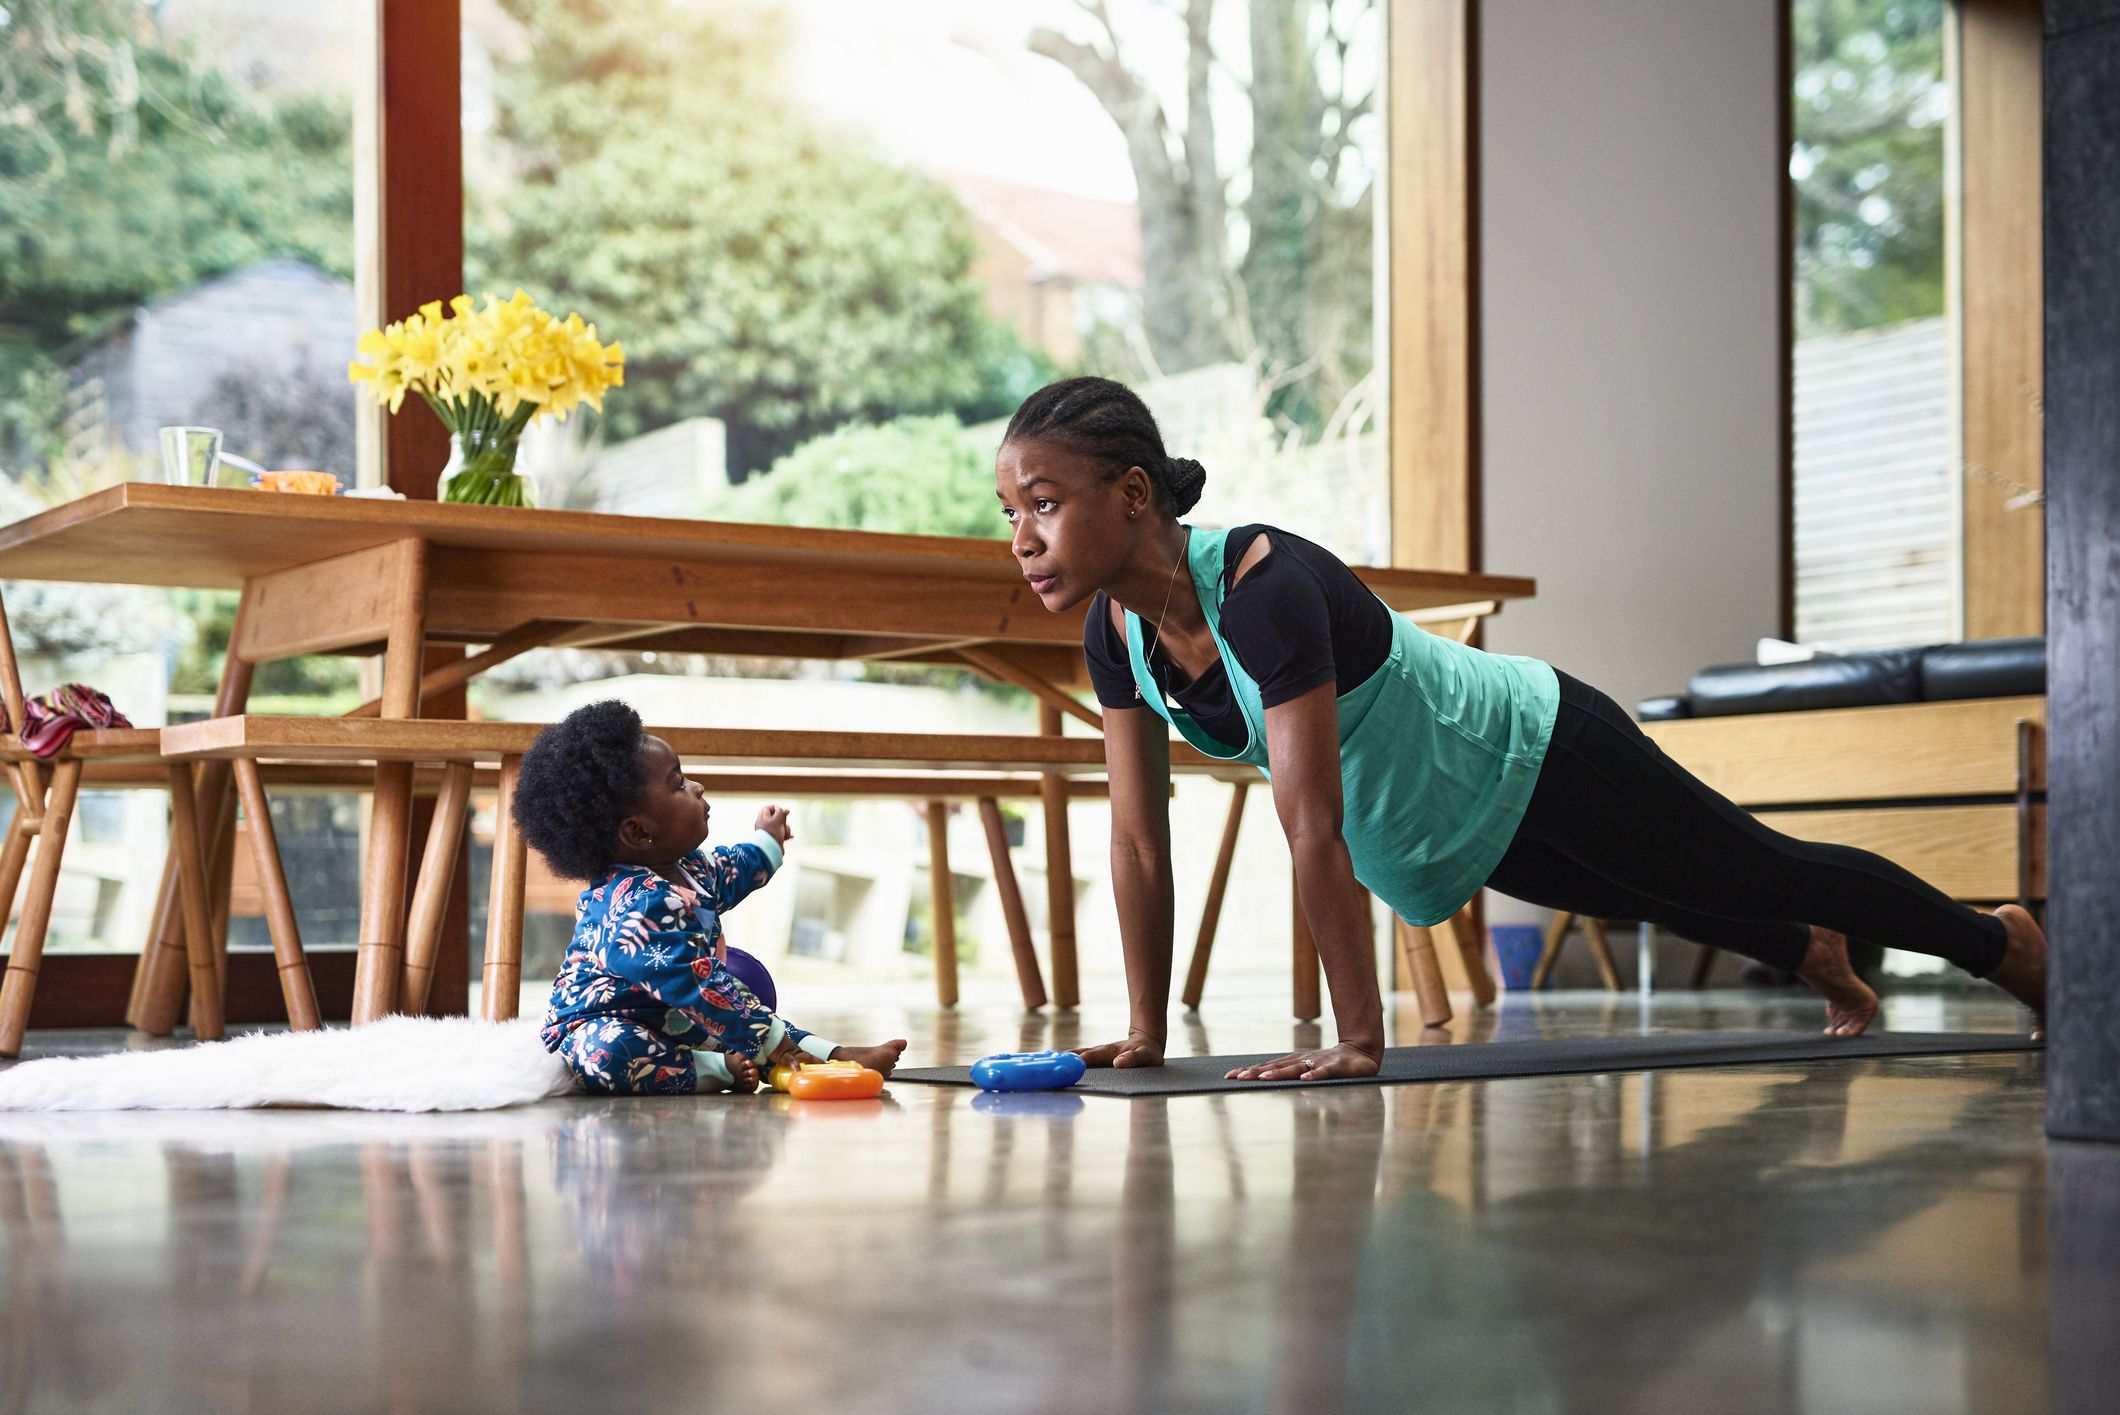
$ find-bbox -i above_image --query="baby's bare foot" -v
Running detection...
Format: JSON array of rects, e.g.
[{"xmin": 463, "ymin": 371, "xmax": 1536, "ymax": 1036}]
[
  {"xmin": 724, "ymin": 1052, "xmax": 761, "ymax": 1094},
  {"xmin": 1988, "ymin": 905, "xmax": 2047, "ymax": 1041},
  {"xmin": 831, "ymin": 1040, "xmax": 908, "ymax": 1077},
  {"xmin": 1795, "ymin": 927, "xmax": 1879, "ymax": 1037}
]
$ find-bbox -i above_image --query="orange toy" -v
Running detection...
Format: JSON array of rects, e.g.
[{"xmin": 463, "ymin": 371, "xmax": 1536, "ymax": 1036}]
[{"xmin": 770, "ymin": 1059, "xmax": 884, "ymax": 1100}]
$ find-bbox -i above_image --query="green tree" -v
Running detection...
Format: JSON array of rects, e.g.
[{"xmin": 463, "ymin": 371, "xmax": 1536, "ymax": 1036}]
[
  {"xmin": 0, "ymin": 0, "xmax": 352, "ymax": 474},
  {"xmin": 716, "ymin": 416, "xmax": 1007, "ymax": 540},
  {"xmin": 1792, "ymin": 0, "xmax": 1947, "ymax": 335},
  {"xmin": 1029, "ymin": 0, "xmax": 1378, "ymax": 439},
  {"xmin": 474, "ymin": 0, "xmax": 1049, "ymax": 476},
  {"xmin": 0, "ymin": 0, "xmax": 353, "ymax": 346}
]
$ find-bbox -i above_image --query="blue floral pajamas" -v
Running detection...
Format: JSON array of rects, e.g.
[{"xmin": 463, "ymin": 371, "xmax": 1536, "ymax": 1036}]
[{"xmin": 541, "ymin": 833, "xmax": 821, "ymax": 1095}]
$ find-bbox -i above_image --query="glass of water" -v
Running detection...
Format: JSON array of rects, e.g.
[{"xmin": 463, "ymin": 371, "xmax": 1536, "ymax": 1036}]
[{"xmin": 158, "ymin": 426, "xmax": 223, "ymax": 486}]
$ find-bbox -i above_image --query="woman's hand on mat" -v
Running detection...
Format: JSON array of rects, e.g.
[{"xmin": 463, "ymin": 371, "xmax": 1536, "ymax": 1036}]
[
  {"xmin": 1074, "ymin": 1032, "xmax": 1165, "ymax": 1069},
  {"xmin": 1225, "ymin": 1041, "xmax": 1380, "ymax": 1083}
]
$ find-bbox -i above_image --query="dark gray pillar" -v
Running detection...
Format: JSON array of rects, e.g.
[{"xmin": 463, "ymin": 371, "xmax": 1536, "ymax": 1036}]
[{"xmin": 2044, "ymin": 2, "xmax": 2120, "ymax": 1143}]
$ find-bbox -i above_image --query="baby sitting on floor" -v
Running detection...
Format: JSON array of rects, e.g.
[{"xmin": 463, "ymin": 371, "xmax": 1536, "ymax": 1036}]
[{"xmin": 514, "ymin": 700, "xmax": 907, "ymax": 1095}]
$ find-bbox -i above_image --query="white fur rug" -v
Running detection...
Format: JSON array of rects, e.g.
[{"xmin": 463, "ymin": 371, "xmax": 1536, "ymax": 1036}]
[{"xmin": 0, "ymin": 1015, "xmax": 576, "ymax": 1112}]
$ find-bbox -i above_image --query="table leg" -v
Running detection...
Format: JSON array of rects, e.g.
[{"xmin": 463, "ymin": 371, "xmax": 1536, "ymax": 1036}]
[
  {"xmin": 1038, "ymin": 705, "xmax": 1079, "ymax": 1008},
  {"xmin": 353, "ymin": 538, "xmax": 429, "ymax": 1025}
]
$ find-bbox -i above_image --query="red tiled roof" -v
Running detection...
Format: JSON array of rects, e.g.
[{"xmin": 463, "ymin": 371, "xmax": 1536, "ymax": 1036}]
[{"xmin": 941, "ymin": 168, "xmax": 1144, "ymax": 289}]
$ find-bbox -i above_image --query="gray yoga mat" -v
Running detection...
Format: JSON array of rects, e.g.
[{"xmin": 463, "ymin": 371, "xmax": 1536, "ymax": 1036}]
[{"xmin": 890, "ymin": 1030, "xmax": 2042, "ymax": 1096}]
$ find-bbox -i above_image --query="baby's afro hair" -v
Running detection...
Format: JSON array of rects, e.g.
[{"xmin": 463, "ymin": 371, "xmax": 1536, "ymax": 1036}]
[{"xmin": 511, "ymin": 699, "xmax": 650, "ymax": 881}]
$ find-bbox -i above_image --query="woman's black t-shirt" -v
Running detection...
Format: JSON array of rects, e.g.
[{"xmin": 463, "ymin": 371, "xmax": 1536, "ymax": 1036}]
[{"xmin": 1082, "ymin": 525, "xmax": 1393, "ymax": 750}]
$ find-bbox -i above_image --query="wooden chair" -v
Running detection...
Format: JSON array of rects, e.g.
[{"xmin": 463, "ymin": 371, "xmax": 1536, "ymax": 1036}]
[
  {"xmin": 0, "ymin": 595, "xmax": 229, "ymax": 1056},
  {"xmin": 1530, "ymin": 912, "xmax": 1624, "ymax": 992}
]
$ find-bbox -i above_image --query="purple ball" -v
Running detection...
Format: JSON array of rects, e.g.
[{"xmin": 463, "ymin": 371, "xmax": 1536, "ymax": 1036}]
[{"xmin": 721, "ymin": 945, "xmax": 777, "ymax": 1013}]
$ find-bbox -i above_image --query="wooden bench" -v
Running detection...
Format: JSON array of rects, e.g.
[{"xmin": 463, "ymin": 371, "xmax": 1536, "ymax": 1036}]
[
  {"xmin": 1623, "ymin": 695, "xmax": 2046, "ymax": 982},
  {"xmin": 155, "ymin": 715, "xmax": 1249, "ymax": 1025}
]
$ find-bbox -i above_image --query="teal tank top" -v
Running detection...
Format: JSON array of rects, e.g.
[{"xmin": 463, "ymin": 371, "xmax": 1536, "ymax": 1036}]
[{"xmin": 1121, "ymin": 526, "xmax": 1561, "ymax": 926}]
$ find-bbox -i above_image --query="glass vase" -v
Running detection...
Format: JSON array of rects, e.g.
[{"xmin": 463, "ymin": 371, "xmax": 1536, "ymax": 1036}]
[{"xmin": 439, "ymin": 428, "xmax": 535, "ymax": 507}]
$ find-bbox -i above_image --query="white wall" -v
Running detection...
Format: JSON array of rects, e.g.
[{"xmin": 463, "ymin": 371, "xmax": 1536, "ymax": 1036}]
[
  {"xmin": 1478, "ymin": 0, "xmax": 1782, "ymax": 709},
  {"xmin": 1477, "ymin": 1, "xmax": 1784, "ymax": 929}
]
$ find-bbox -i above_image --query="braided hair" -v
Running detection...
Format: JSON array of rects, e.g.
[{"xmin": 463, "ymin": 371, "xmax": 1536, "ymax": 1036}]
[{"xmin": 1001, "ymin": 377, "xmax": 1206, "ymax": 517}]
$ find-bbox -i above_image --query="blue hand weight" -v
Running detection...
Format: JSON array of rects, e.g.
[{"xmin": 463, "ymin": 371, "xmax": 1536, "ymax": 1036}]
[{"xmin": 969, "ymin": 1050, "xmax": 1087, "ymax": 1092}]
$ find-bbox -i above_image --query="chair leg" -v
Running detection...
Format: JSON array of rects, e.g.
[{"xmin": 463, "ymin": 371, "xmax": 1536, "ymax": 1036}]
[
  {"xmin": 0, "ymin": 759, "xmax": 82, "ymax": 1057},
  {"xmin": 1395, "ymin": 918, "xmax": 1453, "ymax": 1028},
  {"xmin": 1443, "ymin": 904, "xmax": 1495, "ymax": 1006},
  {"xmin": 1688, "ymin": 944, "xmax": 1718, "ymax": 990},
  {"xmin": 480, "ymin": 756, "xmax": 527, "ymax": 1022},
  {"xmin": 124, "ymin": 848, "xmax": 178, "ymax": 1026},
  {"xmin": 231, "ymin": 759, "xmax": 321, "ymax": 1030},
  {"xmin": 1180, "ymin": 780, "xmax": 1247, "ymax": 1011},
  {"xmin": 977, "ymin": 797, "xmax": 1045, "ymax": 1012},
  {"xmin": 1583, "ymin": 917, "xmax": 1624, "ymax": 991},
  {"xmin": 194, "ymin": 775, "xmax": 238, "ymax": 1037},
  {"xmin": 1038, "ymin": 705, "xmax": 1078, "ymax": 1007},
  {"xmin": 166, "ymin": 763, "xmax": 225, "ymax": 1042},
  {"xmin": 1531, "ymin": 912, "xmax": 1572, "ymax": 990},
  {"xmin": 0, "ymin": 815, "xmax": 32, "ymax": 941},
  {"xmin": 1292, "ymin": 869, "xmax": 1322, "ymax": 1022},
  {"xmin": 925, "ymin": 800, "xmax": 959, "ymax": 1008},
  {"xmin": 400, "ymin": 762, "xmax": 473, "ymax": 1016}
]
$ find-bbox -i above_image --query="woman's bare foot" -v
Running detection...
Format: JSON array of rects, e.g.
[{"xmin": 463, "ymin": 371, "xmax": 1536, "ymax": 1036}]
[
  {"xmin": 1795, "ymin": 927, "xmax": 1880, "ymax": 1037},
  {"xmin": 1987, "ymin": 905, "xmax": 2047, "ymax": 1041},
  {"xmin": 723, "ymin": 1052, "xmax": 761, "ymax": 1094},
  {"xmin": 830, "ymin": 1040, "xmax": 908, "ymax": 1077}
]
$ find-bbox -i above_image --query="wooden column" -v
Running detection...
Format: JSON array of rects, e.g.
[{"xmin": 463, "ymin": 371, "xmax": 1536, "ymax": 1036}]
[
  {"xmin": 355, "ymin": 0, "xmax": 463, "ymax": 497},
  {"xmin": 1387, "ymin": 0, "xmax": 1480, "ymax": 579},
  {"xmin": 1039, "ymin": 704, "xmax": 1079, "ymax": 1007},
  {"xmin": 1955, "ymin": 0, "xmax": 2045, "ymax": 640}
]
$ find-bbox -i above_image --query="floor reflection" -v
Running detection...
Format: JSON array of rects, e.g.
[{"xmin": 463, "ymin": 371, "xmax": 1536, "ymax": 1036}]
[{"xmin": 0, "ymin": 994, "xmax": 2081, "ymax": 1415}]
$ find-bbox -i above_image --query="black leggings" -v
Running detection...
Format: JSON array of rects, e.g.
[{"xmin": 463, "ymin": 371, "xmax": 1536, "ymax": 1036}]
[{"xmin": 1487, "ymin": 670, "xmax": 2008, "ymax": 977}]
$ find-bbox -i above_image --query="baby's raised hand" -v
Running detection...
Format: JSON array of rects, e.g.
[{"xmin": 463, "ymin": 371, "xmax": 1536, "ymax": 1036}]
[{"xmin": 755, "ymin": 804, "xmax": 793, "ymax": 844}]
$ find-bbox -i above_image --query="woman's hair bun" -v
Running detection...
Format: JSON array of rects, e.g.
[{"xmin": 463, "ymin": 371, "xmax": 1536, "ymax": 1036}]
[{"xmin": 1163, "ymin": 456, "xmax": 1207, "ymax": 515}]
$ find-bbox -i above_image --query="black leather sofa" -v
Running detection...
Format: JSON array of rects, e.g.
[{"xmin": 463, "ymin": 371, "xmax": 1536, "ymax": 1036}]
[{"xmin": 1638, "ymin": 636, "xmax": 2045, "ymax": 722}]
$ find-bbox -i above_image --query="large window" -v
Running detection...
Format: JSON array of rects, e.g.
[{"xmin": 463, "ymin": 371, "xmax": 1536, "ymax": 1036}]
[
  {"xmin": 1789, "ymin": 0, "xmax": 1955, "ymax": 651},
  {"xmin": 1, "ymin": 0, "xmax": 363, "ymax": 952},
  {"xmin": 463, "ymin": 0, "xmax": 1387, "ymax": 562}
]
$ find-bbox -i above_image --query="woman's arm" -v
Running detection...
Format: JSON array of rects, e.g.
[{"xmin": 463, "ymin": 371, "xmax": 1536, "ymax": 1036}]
[
  {"xmin": 1225, "ymin": 680, "xmax": 1385, "ymax": 1081},
  {"xmin": 1074, "ymin": 701, "xmax": 1176, "ymax": 1069}
]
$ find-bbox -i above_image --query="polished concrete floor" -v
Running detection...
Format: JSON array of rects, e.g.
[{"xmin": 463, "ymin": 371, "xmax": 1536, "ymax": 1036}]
[{"xmin": 1, "ymin": 986, "xmax": 2109, "ymax": 1415}]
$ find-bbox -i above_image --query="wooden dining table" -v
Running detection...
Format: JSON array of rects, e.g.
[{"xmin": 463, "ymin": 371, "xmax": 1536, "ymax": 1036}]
[{"xmin": 0, "ymin": 483, "xmax": 1536, "ymax": 1028}]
